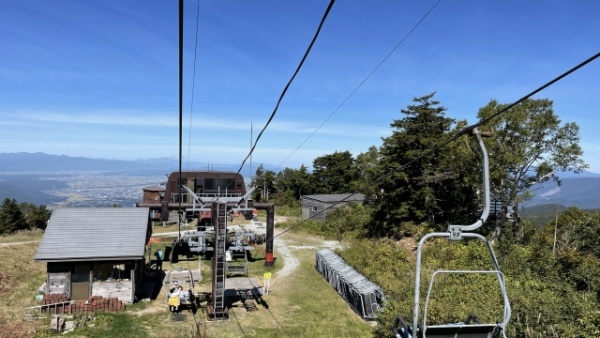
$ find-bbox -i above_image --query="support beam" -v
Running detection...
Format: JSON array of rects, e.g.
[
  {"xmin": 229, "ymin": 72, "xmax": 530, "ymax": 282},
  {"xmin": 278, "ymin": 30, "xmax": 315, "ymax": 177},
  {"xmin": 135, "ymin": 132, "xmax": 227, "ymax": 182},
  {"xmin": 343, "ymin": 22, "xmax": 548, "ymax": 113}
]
[{"xmin": 254, "ymin": 202, "xmax": 275, "ymax": 267}]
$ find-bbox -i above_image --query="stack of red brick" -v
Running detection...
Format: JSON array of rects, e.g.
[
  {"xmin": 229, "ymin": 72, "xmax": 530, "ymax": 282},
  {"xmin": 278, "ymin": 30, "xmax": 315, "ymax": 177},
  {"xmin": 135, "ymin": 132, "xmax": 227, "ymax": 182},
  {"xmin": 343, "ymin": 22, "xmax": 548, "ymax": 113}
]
[
  {"xmin": 42, "ymin": 293, "xmax": 69, "ymax": 305},
  {"xmin": 41, "ymin": 294, "xmax": 126, "ymax": 314}
]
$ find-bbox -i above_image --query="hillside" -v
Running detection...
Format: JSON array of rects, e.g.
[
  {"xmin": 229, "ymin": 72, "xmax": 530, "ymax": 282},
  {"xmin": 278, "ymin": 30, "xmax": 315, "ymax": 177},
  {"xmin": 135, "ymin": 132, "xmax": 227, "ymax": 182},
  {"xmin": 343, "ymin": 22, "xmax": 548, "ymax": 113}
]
[
  {"xmin": 0, "ymin": 174, "xmax": 66, "ymax": 205},
  {"xmin": 520, "ymin": 204, "xmax": 568, "ymax": 227},
  {"xmin": 526, "ymin": 176, "xmax": 600, "ymax": 209}
]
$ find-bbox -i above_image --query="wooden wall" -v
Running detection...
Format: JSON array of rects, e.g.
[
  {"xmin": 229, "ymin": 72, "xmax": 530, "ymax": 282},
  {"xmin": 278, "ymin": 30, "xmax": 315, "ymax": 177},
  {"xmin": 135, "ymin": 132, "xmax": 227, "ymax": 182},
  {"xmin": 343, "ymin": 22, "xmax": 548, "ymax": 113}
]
[
  {"xmin": 92, "ymin": 279, "xmax": 134, "ymax": 304},
  {"xmin": 47, "ymin": 272, "xmax": 70, "ymax": 295},
  {"xmin": 301, "ymin": 198, "xmax": 330, "ymax": 221},
  {"xmin": 46, "ymin": 261, "xmax": 142, "ymax": 304}
]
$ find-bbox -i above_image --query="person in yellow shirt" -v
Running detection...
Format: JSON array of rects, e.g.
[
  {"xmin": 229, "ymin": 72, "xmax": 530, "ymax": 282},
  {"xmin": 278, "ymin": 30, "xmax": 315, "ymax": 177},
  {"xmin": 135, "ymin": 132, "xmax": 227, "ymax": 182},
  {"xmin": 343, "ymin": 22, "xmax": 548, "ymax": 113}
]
[{"xmin": 168, "ymin": 282, "xmax": 181, "ymax": 312}]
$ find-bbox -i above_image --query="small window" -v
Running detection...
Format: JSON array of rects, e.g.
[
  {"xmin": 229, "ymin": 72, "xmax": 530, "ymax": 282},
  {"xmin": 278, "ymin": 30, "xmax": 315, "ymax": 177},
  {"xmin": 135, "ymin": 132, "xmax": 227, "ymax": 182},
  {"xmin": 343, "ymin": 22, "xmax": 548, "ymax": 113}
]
[
  {"xmin": 72, "ymin": 264, "xmax": 90, "ymax": 283},
  {"xmin": 205, "ymin": 178, "xmax": 217, "ymax": 190},
  {"xmin": 312, "ymin": 206, "xmax": 318, "ymax": 211},
  {"xmin": 94, "ymin": 263, "xmax": 131, "ymax": 282}
]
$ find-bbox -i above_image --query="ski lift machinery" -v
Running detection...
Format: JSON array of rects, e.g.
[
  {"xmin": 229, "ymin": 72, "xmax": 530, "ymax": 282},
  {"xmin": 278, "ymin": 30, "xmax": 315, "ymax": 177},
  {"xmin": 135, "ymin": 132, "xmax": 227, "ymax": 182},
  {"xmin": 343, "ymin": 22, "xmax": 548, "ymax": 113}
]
[{"xmin": 393, "ymin": 129, "xmax": 511, "ymax": 338}]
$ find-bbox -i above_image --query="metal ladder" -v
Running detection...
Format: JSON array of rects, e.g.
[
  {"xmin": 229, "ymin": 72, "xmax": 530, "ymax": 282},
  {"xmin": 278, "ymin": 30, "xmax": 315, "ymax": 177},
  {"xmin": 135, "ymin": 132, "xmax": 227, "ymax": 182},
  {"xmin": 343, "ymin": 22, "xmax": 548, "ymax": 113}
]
[{"xmin": 209, "ymin": 200, "xmax": 229, "ymax": 320}]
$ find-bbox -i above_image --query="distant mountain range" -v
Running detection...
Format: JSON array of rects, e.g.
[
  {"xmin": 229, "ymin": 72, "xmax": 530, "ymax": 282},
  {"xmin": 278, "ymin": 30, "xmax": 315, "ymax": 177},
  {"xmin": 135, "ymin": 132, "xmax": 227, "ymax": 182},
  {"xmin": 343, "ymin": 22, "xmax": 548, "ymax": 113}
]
[
  {"xmin": 0, "ymin": 152, "xmax": 281, "ymax": 206},
  {"xmin": 0, "ymin": 152, "xmax": 278, "ymax": 173},
  {"xmin": 2, "ymin": 152, "xmax": 600, "ymax": 210},
  {"xmin": 525, "ymin": 175, "xmax": 600, "ymax": 209}
]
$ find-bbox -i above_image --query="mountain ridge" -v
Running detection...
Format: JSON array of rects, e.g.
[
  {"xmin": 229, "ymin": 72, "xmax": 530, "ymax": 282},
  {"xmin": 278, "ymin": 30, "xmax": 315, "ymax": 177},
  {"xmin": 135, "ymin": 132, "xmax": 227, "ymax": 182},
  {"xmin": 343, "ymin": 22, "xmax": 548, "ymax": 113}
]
[
  {"xmin": 2, "ymin": 152, "xmax": 600, "ymax": 210},
  {"xmin": 0, "ymin": 152, "xmax": 280, "ymax": 173}
]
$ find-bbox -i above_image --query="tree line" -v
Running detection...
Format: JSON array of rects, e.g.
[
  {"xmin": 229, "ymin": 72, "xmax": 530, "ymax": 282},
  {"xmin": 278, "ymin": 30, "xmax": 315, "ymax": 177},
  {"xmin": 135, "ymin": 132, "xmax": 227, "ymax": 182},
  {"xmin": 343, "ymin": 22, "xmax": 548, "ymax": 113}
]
[
  {"xmin": 0, "ymin": 198, "xmax": 51, "ymax": 235},
  {"xmin": 253, "ymin": 93, "xmax": 585, "ymax": 243},
  {"xmin": 254, "ymin": 92, "xmax": 600, "ymax": 336}
]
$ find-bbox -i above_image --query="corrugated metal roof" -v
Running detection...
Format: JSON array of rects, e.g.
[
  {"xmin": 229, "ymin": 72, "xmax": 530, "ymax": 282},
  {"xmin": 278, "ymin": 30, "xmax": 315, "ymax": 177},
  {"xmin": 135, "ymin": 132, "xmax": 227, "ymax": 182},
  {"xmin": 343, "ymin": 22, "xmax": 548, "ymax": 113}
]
[
  {"xmin": 302, "ymin": 193, "xmax": 365, "ymax": 203},
  {"xmin": 35, "ymin": 207, "xmax": 150, "ymax": 262}
]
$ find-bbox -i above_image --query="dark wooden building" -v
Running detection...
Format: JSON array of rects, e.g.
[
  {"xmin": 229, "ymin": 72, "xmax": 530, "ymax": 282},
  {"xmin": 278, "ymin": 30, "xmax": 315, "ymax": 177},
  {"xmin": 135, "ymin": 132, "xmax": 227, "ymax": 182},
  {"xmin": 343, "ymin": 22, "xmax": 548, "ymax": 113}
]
[
  {"xmin": 141, "ymin": 186, "xmax": 164, "ymax": 220},
  {"xmin": 136, "ymin": 170, "xmax": 247, "ymax": 223},
  {"xmin": 34, "ymin": 207, "xmax": 152, "ymax": 303}
]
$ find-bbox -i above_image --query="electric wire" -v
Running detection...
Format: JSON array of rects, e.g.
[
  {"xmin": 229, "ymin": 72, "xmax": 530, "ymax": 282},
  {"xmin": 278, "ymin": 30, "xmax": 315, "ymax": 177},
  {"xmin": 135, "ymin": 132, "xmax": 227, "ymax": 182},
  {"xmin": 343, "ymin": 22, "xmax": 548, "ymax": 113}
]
[
  {"xmin": 277, "ymin": 0, "xmax": 443, "ymax": 168},
  {"xmin": 235, "ymin": 0, "xmax": 336, "ymax": 175},
  {"xmin": 273, "ymin": 51, "xmax": 600, "ymax": 240},
  {"xmin": 187, "ymin": 0, "xmax": 201, "ymax": 169},
  {"xmin": 170, "ymin": 0, "xmax": 596, "ymax": 326}
]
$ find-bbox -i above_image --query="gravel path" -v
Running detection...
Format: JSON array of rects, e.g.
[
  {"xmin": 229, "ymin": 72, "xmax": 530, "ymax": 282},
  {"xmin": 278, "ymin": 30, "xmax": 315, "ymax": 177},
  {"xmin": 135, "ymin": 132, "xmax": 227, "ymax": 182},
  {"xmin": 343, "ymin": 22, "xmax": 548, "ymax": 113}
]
[
  {"xmin": 274, "ymin": 236, "xmax": 341, "ymax": 278},
  {"xmin": 274, "ymin": 236, "xmax": 299, "ymax": 278}
]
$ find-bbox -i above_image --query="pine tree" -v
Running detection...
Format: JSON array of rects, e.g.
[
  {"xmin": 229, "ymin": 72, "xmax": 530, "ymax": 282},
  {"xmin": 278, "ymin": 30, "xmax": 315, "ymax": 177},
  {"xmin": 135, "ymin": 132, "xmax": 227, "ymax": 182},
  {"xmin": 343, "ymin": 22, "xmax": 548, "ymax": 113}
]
[
  {"xmin": 312, "ymin": 151, "xmax": 358, "ymax": 194},
  {"xmin": 0, "ymin": 198, "xmax": 27, "ymax": 234},
  {"xmin": 372, "ymin": 93, "xmax": 476, "ymax": 236}
]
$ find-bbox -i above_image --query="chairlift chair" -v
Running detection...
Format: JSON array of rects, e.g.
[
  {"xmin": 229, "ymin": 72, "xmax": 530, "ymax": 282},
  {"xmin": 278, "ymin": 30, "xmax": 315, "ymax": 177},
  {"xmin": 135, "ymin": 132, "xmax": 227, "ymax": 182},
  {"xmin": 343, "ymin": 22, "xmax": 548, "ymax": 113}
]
[
  {"xmin": 393, "ymin": 129, "xmax": 511, "ymax": 338},
  {"xmin": 164, "ymin": 269, "xmax": 196, "ymax": 313}
]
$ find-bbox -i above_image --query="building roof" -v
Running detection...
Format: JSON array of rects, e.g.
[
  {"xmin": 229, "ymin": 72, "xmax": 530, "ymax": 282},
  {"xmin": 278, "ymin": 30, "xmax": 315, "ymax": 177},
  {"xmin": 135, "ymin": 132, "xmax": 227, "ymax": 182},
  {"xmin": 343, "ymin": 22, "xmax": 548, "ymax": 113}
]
[
  {"xmin": 302, "ymin": 193, "xmax": 365, "ymax": 203},
  {"xmin": 142, "ymin": 185, "xmax": 165, "ymax": 192},
  {"xmin": 35, "ymin": 207, "xmax": 151, "ymax": 262}
]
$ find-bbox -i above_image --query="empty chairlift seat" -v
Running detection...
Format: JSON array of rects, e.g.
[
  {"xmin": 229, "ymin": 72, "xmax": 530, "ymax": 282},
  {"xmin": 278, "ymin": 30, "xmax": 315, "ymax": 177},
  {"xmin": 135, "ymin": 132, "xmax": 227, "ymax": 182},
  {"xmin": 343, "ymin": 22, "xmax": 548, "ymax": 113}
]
[{"xmin": 315, "ymin": 249, "xmax": 385, "ymax": 320}]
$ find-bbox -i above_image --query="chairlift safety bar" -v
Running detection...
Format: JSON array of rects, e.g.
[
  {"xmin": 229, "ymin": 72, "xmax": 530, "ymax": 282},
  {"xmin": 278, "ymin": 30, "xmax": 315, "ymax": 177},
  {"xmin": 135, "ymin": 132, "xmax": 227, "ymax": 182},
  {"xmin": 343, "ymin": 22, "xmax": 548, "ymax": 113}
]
[{"xmin": 448, "ymin": 129, "xmax": 491, "ymax": 239}]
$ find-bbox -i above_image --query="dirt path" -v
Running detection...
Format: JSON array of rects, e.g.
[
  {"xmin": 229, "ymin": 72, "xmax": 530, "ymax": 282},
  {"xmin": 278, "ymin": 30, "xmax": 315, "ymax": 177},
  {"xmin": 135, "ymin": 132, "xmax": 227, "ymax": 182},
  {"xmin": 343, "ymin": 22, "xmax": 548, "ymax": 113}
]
[
  {"xmin": 0, "ymin": 240, "xmax": 38, "ymax": 248},
  {"xmin": 273, "ymin": 229, "xmax": 342, "ymax": 278}
]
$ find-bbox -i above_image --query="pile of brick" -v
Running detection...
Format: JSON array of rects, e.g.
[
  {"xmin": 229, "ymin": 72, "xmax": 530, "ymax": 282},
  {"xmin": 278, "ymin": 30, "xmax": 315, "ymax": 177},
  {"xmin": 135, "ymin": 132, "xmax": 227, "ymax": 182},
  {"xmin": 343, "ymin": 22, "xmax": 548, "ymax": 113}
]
[
  {"xmin": 42, "ymin": 293, "xmax": 69, "ymax": 305},
  {"xmin": 41, "ymin": 294, "xmax": 126, "ymax": 314}
]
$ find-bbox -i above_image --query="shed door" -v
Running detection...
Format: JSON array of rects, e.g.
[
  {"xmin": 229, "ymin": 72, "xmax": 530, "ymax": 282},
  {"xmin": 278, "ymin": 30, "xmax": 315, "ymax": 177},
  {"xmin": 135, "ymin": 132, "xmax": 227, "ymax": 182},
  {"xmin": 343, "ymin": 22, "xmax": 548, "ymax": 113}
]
[{"xmin": 71, "ymin": 264, "xmax": 90, "ymax": 300}]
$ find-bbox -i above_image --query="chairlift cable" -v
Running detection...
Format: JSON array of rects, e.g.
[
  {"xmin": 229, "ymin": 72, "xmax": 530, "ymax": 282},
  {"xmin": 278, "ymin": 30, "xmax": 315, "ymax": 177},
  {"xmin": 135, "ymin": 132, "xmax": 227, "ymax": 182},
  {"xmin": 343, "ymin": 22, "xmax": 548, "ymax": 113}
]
[
  {"xmin": 234, "ymin": 0, "xmax": 336, "ymax": 176},
  {"xmin": 277, "ymin": 0, "xmax": 443, "ymax": 168},
  {"xmin": 272, "ymin": 51, "xmax": 600, "ymax": 240},
  {"xmin": 187, "ymin": 0, "xmax": 202, "ymax": 169},
  {"xmin": 178, "ymin": 0, "xmax": 184, "ymax": 241}
]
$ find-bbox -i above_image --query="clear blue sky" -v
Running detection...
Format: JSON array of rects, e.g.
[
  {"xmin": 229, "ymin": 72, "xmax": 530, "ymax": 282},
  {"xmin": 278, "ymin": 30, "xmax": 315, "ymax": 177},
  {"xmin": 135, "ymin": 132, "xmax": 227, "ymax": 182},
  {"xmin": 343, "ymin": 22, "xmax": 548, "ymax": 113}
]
[{"xmin": 1, "ymin": 0, "xmax": 599, "ymax": 172}]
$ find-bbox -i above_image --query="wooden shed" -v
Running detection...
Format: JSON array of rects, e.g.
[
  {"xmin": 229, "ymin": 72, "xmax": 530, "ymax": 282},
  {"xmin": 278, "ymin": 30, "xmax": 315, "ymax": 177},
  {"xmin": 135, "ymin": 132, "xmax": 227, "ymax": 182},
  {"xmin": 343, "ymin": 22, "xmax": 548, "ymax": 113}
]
[
  {"xmin": 301, "ymin": 193, "xmax": 365, "ymax": 221},
  {"xmin": 34, "ymin": 207, "xmax": 152, "ymax": 304}
]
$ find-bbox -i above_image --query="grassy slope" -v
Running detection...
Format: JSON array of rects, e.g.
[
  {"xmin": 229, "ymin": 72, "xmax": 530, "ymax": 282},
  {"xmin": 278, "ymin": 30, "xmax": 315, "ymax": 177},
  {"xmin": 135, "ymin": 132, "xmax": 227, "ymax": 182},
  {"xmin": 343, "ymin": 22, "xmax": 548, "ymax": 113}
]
[
  {"xmin": 1, "ymin": 229, "xmax": 374, "ymax": 338},
  {"xmin": 0, "ymin": 240, "xmax": 48, "ymax": 338},
  {"xmin": 0, "ymin": 229, "xmax": 43, "ymax": 244}
]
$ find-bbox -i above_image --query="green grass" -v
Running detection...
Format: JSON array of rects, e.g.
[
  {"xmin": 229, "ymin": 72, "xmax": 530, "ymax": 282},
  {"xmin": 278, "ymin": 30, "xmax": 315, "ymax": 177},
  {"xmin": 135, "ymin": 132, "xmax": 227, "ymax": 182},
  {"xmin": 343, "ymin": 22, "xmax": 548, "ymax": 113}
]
[
  {"xmin": 1, "ymin": 227, "xmax": 376, "ymax": 338},
  {"xmin": 132, "ymin": 231, "xmax": 375, "ymax": 338},
  {"xmin": 63, "ymin": 312, "xmax": 151, "ymax": 338},
  {"xmin": 0, "ymin": 240, "xmax": 47, "ymax": 338},
  {"xmin": 0, "ymin": 229, "xmax": 43, "ymax": 243}
]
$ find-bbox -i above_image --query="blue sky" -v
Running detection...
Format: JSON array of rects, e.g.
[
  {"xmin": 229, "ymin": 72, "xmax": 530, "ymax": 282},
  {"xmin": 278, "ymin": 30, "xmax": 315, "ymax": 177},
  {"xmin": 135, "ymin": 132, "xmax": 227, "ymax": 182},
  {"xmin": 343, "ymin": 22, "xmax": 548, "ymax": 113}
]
[{"xmin": 1, "ymin": 0, "xmax": 599, "ymax": 172}]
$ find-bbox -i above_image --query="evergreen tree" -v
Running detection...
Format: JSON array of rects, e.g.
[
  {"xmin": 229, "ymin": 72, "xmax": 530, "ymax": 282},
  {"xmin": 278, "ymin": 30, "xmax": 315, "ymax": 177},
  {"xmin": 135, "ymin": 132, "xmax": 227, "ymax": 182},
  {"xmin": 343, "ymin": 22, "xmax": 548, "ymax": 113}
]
[
  {"xmin": 354, "ymin": 146, "xmax": 382, "ymax": 201},
  {"xmin": 0, "ymin": 198, "xmax": 27, "ymax": 234},
  {"xmin": 312, "ymin": 151, "xmax": 358, "ymax": 194},
  {"xmin": 274, "ymin": 165, "xmax": 313, "ymax": 205},
  {"xmin": 372, "ymin": 93, "xmax": 476, "ymax": 236},
  {"xmin": 19, "ymin": 202, "xmax": 51, "ymax": 230},
  {"xmin": 251, "ymin": 164, "xmax": 276, "ymax": 202}
]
